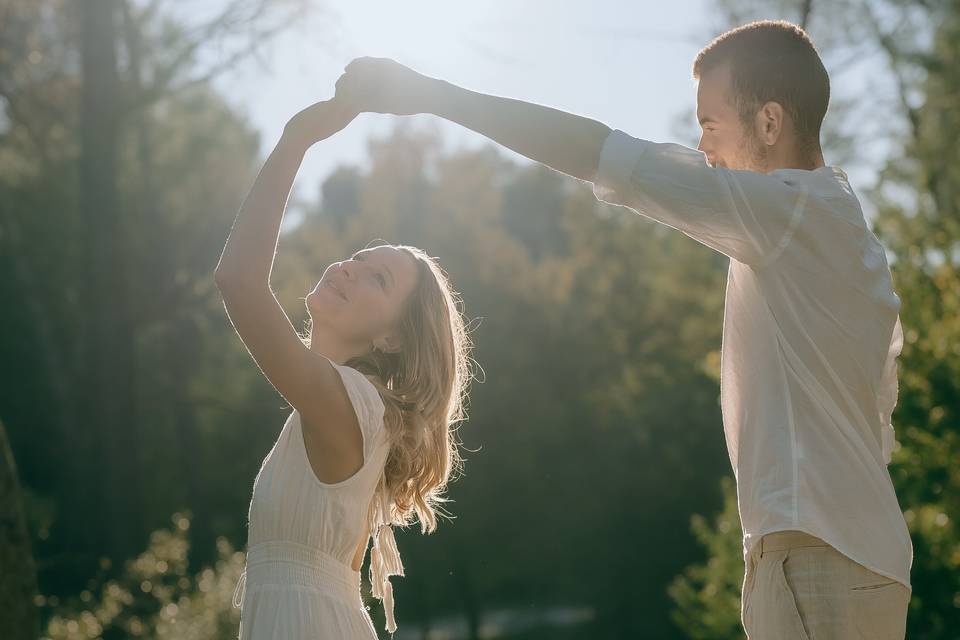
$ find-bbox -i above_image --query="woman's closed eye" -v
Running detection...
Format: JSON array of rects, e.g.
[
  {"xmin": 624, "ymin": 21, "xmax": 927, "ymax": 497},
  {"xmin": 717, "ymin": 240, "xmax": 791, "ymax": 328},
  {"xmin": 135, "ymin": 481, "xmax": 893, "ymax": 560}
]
[{"xmin": 352, "ymin": 252, "xmax": 389, "ymax": 290}]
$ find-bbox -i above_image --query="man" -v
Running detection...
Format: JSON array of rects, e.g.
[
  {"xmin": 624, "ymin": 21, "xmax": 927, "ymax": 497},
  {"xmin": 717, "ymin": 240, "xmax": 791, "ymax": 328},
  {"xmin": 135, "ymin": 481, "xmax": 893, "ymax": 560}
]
[{"xmin": 336, "ymin": 20, "xmax": 912, "ymax": 639}]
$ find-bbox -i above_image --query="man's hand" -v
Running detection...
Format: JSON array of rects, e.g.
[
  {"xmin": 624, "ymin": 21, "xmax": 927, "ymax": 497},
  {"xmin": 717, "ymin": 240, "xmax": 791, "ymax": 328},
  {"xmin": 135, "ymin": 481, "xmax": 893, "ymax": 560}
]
[
  {"xmin": 282, "ymin": 97, "xmax": 359, "ymax": 151},
  {"xmin": 336, "ymin": 56, "xmax": 610, "ymax": 182},
  {"xmin": 335, "ymin": 57, "xmax": 435, "ymax": 116}
]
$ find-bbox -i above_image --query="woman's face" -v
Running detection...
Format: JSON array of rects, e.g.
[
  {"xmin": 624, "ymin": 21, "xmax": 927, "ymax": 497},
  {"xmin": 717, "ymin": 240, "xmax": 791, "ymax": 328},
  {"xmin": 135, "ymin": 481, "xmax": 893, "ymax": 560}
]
[{"xmin": 306, "ymin": 245, "xmax": 420, "ymax": 348}]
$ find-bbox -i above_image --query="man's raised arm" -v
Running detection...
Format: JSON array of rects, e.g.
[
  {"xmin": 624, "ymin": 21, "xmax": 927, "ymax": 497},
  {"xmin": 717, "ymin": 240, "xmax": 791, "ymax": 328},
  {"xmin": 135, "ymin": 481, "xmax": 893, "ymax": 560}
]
[
  {"xmin": 335, "ymin": 57, "xmax": 612, "ymax": 182},
  {"xmin": 337, "ymin": 57, "xmax": 810, "ymax": 269}
]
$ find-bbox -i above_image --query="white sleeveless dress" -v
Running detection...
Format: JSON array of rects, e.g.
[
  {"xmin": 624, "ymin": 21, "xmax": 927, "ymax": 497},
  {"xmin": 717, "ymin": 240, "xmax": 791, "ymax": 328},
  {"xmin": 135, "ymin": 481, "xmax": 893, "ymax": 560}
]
[{"xmin": 233, "ymin": 356, "xmax": 405, "ymax": 638}]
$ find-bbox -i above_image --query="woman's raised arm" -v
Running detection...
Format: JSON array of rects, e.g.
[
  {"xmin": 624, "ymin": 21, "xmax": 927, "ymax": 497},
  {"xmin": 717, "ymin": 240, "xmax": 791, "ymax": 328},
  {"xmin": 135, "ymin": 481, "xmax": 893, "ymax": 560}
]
[{"xmin": 213, "ymin": 98, "xmax": 361, "ymax": 427}]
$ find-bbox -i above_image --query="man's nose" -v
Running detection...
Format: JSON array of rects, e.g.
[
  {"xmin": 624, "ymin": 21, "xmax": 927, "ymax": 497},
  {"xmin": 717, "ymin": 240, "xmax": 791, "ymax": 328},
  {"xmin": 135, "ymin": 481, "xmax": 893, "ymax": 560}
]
[{"xmin": 696, "ymin": 139, "xmax": 716, "ymax": 166}]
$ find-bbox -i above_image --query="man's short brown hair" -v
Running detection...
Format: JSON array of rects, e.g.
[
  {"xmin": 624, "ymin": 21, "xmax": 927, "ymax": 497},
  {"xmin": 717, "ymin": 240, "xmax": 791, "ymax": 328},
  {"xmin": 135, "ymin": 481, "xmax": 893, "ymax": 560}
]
[{"xmin": 694, "ymin": 20, "xmax": 830, "ymax": 151}]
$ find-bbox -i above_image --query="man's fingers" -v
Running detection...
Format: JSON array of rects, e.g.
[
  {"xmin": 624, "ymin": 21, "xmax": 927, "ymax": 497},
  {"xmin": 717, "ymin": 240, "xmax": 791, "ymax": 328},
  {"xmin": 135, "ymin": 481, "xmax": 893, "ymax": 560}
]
[
  {"xmin": 345, "ymin": 55, "xmax": 395, "ymax": 73},
  {"xmin": 344, "ymin": 56, "xmax": 363, "ymax": 72},
  {"xmin": 344, "ymin": 56, "xmax": 374, "ymax": 72}
]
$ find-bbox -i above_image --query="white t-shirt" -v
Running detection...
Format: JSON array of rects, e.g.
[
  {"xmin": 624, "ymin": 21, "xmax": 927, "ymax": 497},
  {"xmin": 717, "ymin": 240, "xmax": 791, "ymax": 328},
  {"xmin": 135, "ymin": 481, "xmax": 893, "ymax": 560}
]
[{"xmin": 592, "ymin": 129, "xmax": 912, "ymax": 588}]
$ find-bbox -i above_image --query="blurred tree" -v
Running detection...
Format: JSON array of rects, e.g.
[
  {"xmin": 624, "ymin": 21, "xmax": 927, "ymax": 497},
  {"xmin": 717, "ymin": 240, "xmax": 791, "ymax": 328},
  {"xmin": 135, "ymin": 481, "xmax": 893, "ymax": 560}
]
[
  {"xmin": 41, "ymin": 512, "xmax": 246, "ymax": 640},
  {"xmin": 871, "ymin": 1, "xmax": 960, "ymax": 633},
  {"xmin": 0, "ymin": 0, "xmax": 310, "ymax": 603},
  {"xmin": 668, "ymin": 478, "xmax": 744, "ymax": 640},
  {"xmin": 79, "ymin": 0, "xmax": 142, "ymax": 568}
]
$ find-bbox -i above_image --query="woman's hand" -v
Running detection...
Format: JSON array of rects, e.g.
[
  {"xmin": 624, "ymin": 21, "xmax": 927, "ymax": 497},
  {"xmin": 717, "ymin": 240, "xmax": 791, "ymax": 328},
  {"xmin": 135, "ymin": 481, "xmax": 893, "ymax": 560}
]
[{"xmin": 282, "ymin": 96, "xmax": 359, "ymax": 151}]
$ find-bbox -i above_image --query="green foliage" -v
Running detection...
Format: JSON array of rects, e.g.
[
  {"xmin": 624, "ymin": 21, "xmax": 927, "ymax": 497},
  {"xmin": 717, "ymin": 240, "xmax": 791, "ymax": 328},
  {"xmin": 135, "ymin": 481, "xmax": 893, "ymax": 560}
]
[
  {"xmin": 875, "ymin": 5, "xmax": 960, "ymax": 635},
  {"xmin": 668, "ymin": 478, "xmax": 744, "ymax": 640},
  {"xmin": 40, "ymin": 512, "xmax": 245, "ymax": 640}
]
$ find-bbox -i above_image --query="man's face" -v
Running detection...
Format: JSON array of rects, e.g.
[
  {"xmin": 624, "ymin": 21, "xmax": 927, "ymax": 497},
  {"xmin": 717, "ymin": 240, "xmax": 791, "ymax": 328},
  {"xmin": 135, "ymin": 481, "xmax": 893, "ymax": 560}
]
[{"xmin": 696, "ymin": 64, "xmax": 768, "ymax": 172}]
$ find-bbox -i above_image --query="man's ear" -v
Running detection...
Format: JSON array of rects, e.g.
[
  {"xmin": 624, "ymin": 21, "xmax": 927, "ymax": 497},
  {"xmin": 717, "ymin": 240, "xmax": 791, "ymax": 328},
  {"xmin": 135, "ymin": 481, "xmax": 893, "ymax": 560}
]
[{"xmin": 756, "ymin": 101, "xmax": 784, "ymax": 146}]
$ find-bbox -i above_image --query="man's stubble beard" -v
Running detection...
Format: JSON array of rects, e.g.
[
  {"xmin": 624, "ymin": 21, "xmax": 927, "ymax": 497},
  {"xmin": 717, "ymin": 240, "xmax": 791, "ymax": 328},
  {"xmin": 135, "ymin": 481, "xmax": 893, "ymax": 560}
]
[{"xmin": 739, "ymin": 127, "xmax": 769, "ymax": 172}]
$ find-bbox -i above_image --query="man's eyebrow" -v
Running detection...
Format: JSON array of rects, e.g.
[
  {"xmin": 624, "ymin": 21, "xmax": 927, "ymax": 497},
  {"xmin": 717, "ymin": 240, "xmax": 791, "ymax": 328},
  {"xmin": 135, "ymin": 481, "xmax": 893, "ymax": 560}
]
[{"xmin": 698, "ymin": 115, "xmax": 718, "ymax": 125}]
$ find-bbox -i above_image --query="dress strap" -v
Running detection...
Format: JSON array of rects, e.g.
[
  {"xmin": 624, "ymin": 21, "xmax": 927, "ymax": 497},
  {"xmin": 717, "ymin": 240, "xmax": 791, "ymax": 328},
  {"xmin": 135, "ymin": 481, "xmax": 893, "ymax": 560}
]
[{"xmin": 368, "ymin": 481, "xmax": 404, "ymax": 634}]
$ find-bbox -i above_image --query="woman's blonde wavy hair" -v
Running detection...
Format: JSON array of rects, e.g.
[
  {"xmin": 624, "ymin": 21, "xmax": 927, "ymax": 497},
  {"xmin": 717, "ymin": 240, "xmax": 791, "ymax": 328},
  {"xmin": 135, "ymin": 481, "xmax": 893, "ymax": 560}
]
[{"xmin": 340, "ymin": 243, "xmax": 473, "ymax": 534}]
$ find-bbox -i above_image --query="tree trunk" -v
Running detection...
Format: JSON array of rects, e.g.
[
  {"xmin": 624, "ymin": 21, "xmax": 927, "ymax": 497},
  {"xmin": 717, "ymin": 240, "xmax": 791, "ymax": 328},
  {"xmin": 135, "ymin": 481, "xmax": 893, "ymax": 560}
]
[
  {"xmin": 0, "ymin": 420, "xmax": 39, "ymax": 640},
  {"xmin": 79, "ymin": 0, "xmax": 144, "ymax": 565}
]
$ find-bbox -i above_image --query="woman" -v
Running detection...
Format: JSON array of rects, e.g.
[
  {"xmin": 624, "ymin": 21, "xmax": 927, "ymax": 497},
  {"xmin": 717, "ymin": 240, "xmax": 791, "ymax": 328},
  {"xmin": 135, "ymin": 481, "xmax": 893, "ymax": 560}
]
[{"xmin": 214, "ymin": 95, "xmax": 472, "ymax": 638}]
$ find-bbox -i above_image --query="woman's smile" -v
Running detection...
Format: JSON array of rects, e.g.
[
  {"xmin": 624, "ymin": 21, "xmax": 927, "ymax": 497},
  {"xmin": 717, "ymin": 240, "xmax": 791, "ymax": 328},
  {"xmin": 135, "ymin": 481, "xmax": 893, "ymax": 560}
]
[{"xmin": 323, "ymin": 280, "xmax": 348, "ymax": 300}]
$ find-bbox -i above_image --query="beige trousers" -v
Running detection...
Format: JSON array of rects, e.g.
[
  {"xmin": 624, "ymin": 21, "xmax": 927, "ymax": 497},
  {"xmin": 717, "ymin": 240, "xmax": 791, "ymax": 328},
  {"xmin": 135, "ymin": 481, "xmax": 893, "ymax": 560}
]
[{"xmin": 741, "ymin": 531, "xmax": 910, "ymax": 640}]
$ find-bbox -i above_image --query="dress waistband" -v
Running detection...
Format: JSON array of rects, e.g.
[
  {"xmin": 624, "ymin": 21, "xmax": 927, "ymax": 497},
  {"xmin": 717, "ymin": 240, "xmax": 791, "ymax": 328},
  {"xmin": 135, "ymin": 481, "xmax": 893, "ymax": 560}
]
[
  {"xmin": 760, "ymin": 530, "xmax": 830, "ymax": 555},
  {"xmin": 232, "ymin": 540, "xmax": 361, "ymax": 608}
]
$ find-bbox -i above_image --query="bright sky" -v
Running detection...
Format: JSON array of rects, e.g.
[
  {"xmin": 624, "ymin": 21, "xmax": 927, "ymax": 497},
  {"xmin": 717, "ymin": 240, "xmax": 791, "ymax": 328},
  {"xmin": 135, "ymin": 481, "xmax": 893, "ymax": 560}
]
[
  {"xmin": 202, "ymin": 0, "xmax": 887, "ymax": 213},
  {"xmin": 210, "ymin": 0, "xmax": 712, "ymax": 201}
]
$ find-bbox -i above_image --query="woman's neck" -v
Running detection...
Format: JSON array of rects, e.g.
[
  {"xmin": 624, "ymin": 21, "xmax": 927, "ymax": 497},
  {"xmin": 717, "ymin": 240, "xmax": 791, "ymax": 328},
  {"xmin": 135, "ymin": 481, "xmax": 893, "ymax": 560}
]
[{"xmin": 308, "ymin": 324, "xmax": 364, "ymax": 365}]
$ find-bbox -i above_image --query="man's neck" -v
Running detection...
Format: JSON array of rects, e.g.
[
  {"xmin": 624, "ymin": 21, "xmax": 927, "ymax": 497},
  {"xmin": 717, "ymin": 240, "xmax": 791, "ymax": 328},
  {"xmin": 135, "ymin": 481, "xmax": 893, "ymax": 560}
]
[{"xmin": 766, "ymin": 145, "xmax": 825, "ymax": 172}]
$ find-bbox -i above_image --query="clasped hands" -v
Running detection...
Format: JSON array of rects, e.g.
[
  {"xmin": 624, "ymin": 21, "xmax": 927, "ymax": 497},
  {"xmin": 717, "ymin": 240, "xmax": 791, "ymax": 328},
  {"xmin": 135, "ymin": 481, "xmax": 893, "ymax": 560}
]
[{"xmin": 283, "ymin": 58, "xmax": 432, "ymax": 149}]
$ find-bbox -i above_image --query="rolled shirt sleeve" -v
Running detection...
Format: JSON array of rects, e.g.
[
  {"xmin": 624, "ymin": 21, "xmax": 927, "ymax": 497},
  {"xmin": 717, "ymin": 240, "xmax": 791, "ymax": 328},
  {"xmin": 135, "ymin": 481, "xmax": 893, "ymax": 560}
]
[{"xmin": 592, "ymin": 129, "xmax": 809, "ymax": 267}]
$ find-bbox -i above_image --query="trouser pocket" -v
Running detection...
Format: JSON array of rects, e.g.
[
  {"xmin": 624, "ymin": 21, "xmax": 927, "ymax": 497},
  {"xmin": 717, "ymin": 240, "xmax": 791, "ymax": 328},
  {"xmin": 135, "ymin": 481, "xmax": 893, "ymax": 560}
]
[
  {"xmin": 849, "ymin": 571, "xmax": 910, "ymax": 639},
  {"xmin": 743, "ymin": 549, "xmax": 810, "ymax": 640}
]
